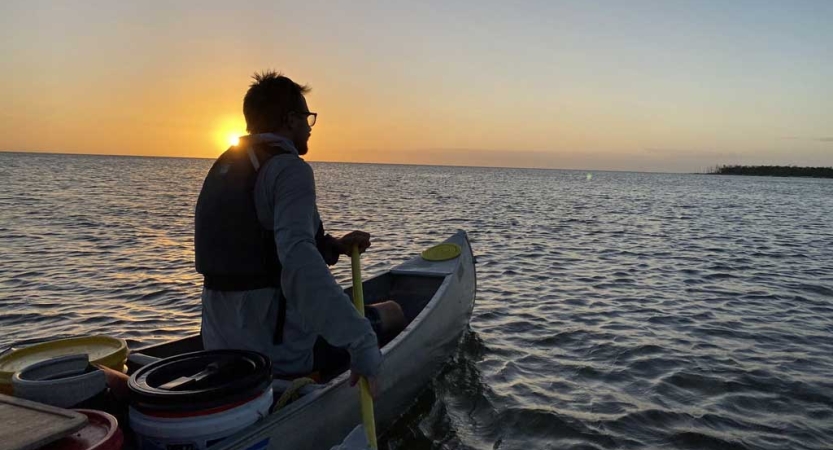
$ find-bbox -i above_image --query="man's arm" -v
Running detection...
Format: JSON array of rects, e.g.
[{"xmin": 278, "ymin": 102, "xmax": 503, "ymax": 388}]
[{"xmin": 271, "ymin": 159, "xmax": 382, "ymax": 378}]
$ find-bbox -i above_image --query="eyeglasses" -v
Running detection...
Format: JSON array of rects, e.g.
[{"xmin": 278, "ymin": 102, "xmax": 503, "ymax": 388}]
[{"xmin": 294, "ymin": 111, "xmax": 317, "ymax": 127}]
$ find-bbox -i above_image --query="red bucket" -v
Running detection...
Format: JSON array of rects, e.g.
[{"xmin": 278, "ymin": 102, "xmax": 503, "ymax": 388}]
[{"xmin": 41, "ymin": 409, "xmax": 123, "ymax": 450}]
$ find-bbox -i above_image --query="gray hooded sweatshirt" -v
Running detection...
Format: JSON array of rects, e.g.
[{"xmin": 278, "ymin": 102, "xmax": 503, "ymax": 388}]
[{"xmin": 200, "ymin": 134, "xmax": 382, "ymax": 377}]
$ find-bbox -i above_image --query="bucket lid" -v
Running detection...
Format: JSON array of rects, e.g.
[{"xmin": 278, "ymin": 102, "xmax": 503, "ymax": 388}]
[
  {"xmin": 0, "ymin": 336, "xmax": 127, "ymax": 388},
  {"xmin": 421, "ymin": 243, "xmax": 461, "ymax": 261},
  {"xmin": 128, "ymin": 350, "xmax": 271, "ymax": 413},
  {"xmin": 14, "ymin": 354, "xmax": 94, "ymax": 382}
]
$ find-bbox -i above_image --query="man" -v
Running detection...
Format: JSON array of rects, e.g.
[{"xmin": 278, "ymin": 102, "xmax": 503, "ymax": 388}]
[{"xmin": 194, "ymin": 71, "xmax": 382, "ymax": 392}]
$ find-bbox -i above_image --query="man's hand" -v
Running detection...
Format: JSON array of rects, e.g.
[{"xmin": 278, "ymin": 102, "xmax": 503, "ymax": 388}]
[
  {"xmin": 349, "ymin": 370, "xmax": 380, "ymax": 399},
  {"xmin": 338, "ymin": 230, "xmax": 371, "ymax": 255}
]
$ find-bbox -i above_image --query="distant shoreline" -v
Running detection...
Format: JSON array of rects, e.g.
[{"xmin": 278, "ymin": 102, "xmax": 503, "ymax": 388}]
[{"xmin": 709, "ymin": 165, "xmax": 833, "ymax": 178}]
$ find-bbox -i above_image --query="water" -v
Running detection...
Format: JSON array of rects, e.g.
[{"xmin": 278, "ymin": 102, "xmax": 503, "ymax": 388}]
[{"xmin": 2, "ymin": 152, "xmax": 832, "ymax": 449}]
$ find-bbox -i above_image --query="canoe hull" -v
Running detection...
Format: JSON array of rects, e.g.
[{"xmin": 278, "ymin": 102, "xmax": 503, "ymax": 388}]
[{"xmin": 214, "ymin": 230, "xmax": 476, "ymax": 450}]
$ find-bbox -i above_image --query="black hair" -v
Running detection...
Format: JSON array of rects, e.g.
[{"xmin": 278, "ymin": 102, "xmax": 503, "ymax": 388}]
[{"xmin": 243, "ymin": 70, "xmax": 310, "ymax": 134}]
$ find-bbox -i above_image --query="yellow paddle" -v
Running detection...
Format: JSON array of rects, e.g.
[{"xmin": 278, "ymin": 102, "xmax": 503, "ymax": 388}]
[{"xmin": 350, "ymin": 245, "xmax": 378, "ymax": 450}]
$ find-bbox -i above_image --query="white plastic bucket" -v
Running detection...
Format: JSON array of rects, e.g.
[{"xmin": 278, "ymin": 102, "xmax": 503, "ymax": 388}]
[
  {"xmin": 129, "ymin": 387, "xmax": 273, "ymax": 450},
  {"xmin": 12, "ymin": 354, "xmax": 106, "ymax": 408}
]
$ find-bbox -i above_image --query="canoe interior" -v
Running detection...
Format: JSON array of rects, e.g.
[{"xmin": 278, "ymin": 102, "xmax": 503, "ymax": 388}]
[{"xmin": 130, "ymin": 272, "xmax": 445, "ymax": 372}]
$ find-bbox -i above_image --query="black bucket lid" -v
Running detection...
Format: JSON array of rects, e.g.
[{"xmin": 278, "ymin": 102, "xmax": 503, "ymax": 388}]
[{"xmin": 128, "ymin": 350, "xmax": 272, "ymax": 413}]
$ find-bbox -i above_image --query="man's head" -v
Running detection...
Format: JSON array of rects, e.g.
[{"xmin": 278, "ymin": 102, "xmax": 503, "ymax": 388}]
[{"xmin": 243, "ymin": 71, "xmax": 315, "ymax": 155}]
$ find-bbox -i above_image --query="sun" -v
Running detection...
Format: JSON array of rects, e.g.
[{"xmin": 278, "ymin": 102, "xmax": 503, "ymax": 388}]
[{"xmin": 214, "ymin": 115, "xmax": 247, "ymax": 150}]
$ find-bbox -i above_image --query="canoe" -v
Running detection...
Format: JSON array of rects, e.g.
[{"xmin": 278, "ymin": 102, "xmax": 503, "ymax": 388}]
[{"xmin": 130, "ymin": 230, "xmax": 477, "ymax": 450}]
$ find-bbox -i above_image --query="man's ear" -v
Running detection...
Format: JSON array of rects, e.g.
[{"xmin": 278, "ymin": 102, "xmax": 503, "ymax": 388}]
[
  {"xmin": 276, "ymin": 114, "xmax": 292, "ymax": 133},
  {"xmin": 284, "ymin": 113, "xmax": 296, "ymax": 131}
]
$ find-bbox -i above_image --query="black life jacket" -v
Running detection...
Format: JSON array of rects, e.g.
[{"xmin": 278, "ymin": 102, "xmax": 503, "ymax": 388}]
[
  {"xmin": 195, "ymin": 141, "xmax": 338, "ymax": 287},
  {"xmin": 194, "ymin": 140, "xmax": 337, "ymax": 344},
  {"xmin": 194, "ymin": 141, "xmax": 291, "ymax": 290}
]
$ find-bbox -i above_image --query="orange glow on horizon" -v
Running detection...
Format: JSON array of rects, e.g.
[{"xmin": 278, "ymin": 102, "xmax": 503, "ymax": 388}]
[{"xmin": 214, "ymin": 115, "xmax": 247, "ymax": 153}]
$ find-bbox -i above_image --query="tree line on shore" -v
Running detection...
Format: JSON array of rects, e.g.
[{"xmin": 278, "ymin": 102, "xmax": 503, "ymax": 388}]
[{"xmin": 709, "ymin": 165, "xmax": 833, "ymax": 178}]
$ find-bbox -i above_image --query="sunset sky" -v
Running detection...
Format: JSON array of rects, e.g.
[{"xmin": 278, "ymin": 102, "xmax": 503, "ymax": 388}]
[{"xmin": 2, "ymin": 1, "xmax": 831, "ymax": 172}]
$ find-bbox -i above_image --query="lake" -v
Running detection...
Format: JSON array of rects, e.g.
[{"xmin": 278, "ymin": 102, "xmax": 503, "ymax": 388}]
[{"xmin": 1, "ymin": 151, "xmax": 832, "ymax": 449}]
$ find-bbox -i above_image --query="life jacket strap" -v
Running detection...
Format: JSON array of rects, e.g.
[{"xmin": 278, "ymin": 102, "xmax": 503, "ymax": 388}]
[{"xmin": 273, "ymin": 289, "xmax": 287, "ymax": 345}]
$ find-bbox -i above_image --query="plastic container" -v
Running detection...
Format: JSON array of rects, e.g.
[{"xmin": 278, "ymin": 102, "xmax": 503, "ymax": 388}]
[
  {"xmin": 12, "ymin": 354, "xmax": 106, "ymax": 408},
  {"xmin": 129, "ymin": 387, "xmax": 273, "ymax": 450},
  {"xmin": 0, "ymin": 336, "xmax": 127, "ymax": 395},
  {"xmin": 40, "ymin": 409, "xmax": 124, "ymax": 450},
  {"xmin": 128, "ymin": 350, "xmax": 273, "ymax": 450}
]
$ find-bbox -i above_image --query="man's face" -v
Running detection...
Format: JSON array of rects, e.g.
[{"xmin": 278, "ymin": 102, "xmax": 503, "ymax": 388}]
[{"xmin": 289, "ymin": 96, "xmax": 312, "ymax": 155}]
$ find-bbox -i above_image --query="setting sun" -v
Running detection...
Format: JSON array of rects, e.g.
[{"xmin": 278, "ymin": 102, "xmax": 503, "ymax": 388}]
[{"xmin": 213, "ymin": 115, "xmax": 247, "ymax": 153}]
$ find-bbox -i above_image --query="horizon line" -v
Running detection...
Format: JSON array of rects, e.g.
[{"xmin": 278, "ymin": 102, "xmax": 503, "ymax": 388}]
[{"xmin": 0, "ymin": 149, "xmax": 696, "ymax": 175}]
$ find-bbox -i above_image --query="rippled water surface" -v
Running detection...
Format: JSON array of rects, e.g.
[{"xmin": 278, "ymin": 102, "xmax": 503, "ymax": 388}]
[{"xmin": 2, "ymin": 152, "xmax": 832, "ymax": 449}]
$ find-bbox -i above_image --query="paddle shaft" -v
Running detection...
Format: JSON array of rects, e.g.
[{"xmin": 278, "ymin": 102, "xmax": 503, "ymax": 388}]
[{"xmin": 350, "ymin": 246, "xmax": 378, "ymax": 450}]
